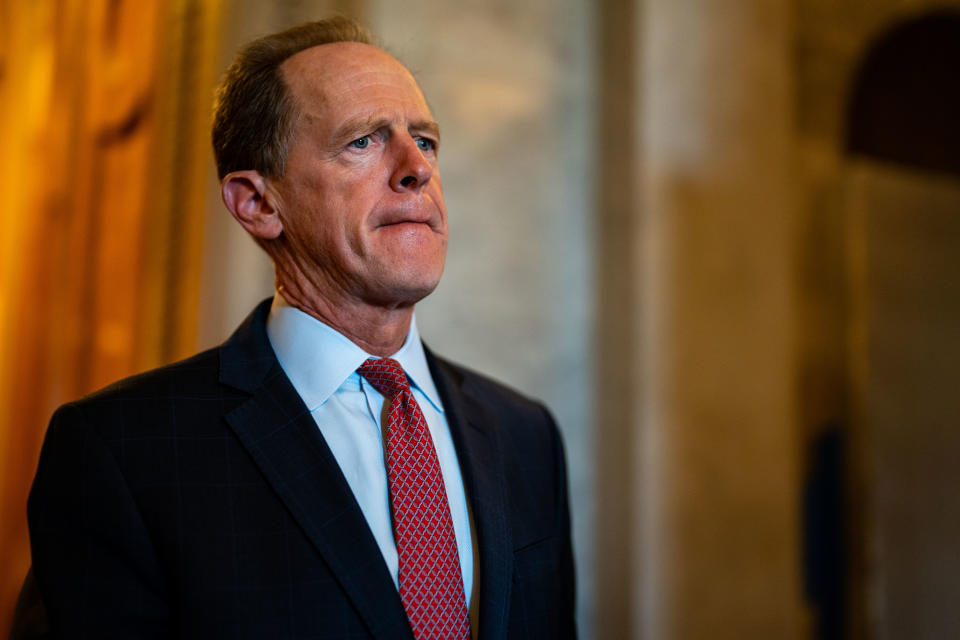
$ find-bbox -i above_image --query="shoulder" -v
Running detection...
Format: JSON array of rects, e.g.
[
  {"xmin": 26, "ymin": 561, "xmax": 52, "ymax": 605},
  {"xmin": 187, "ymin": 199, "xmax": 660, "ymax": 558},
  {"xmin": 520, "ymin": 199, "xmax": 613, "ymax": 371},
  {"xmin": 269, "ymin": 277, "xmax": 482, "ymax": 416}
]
[
  {"xmin": 46, "ymin": 297, "xmax": 277, "ymax": 442},
  {"xmin": 84, "ymin": 347, "xmax": 222, "ymax": 401},
  {"xmin": 425, "ymin": 350, "xmax": 564, "ymax": 465},
  {"xmin": 48, "ymin": 345, "xmax": 245, "ymax": 442},
  {"xmin": 428, "ymin": 351, "xmax": 557, "ymax": 426}
]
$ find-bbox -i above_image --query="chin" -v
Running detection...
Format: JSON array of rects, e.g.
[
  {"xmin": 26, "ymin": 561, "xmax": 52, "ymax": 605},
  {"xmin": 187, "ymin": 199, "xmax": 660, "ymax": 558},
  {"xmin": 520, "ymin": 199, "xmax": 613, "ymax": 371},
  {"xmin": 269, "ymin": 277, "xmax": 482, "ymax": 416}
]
[
  {"xmin": 355, "ymin": 266, "xmax": 441, "ymax": 308},
  {"xmin": 391, "ymin": 276, "xmax": 442, "ymax": 306}
]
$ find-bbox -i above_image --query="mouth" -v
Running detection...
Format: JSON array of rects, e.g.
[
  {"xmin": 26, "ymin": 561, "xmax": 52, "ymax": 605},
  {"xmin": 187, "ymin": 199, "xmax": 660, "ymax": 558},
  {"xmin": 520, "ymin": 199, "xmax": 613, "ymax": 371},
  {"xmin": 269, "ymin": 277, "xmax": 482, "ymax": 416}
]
[
  {"xmin": 372, "ymin": 202, "xmax": 440, "ymax": 230},
  {"xmin": 374, "ymin": 220, "xmax": 439, "ymax": 240},
  {"xmin": 379, "ymin": 218, "xmax": 431, "ymax": 228}
]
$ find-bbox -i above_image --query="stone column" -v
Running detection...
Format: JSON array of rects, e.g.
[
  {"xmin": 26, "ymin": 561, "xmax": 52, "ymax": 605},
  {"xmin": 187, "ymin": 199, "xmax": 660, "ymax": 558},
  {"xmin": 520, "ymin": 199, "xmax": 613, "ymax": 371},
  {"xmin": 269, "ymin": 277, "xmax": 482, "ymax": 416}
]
[{"xmin": 636, "ymin": 0, "xmax": 804, "ymax": 637}]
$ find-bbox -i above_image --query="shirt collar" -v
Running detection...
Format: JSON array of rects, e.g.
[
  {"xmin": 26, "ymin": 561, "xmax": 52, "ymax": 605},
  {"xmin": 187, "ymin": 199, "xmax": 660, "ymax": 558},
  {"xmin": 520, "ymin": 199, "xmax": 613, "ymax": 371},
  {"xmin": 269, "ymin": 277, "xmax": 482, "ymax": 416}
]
[{"xmin": 265, "ymin": 292, "xmax": 444, "ymax": 413}]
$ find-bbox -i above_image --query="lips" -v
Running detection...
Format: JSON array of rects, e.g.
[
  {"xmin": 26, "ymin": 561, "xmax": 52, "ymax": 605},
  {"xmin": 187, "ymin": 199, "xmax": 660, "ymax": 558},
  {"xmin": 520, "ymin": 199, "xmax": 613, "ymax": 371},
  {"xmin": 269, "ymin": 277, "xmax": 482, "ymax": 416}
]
[
  {"xmin": 379, "ymin": 217, "xmax": 430, "ymax": 227},
  {"xmin": 372, "ymin": 200, "xmax": 440, "ymax": 230}
]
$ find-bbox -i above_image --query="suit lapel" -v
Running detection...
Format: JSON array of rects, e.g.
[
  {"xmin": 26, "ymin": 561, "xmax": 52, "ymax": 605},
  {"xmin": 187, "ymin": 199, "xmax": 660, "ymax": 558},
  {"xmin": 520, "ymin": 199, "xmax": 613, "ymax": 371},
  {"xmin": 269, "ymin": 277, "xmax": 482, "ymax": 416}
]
[
  {"xmin": 427, "ymin": 350, "xmax": 514, "ymax": 640},
  {"xmin": 219, "ymin": 301, "xmax": 413, "ymax": 640}
]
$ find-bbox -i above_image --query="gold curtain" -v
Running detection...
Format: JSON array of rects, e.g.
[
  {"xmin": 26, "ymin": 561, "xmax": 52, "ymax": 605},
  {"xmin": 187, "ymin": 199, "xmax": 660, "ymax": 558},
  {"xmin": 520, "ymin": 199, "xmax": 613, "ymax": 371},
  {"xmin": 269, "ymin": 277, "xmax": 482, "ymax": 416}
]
[{"xmin": 0, "ymin": 0, "xmax": 222, "ymax": 631}]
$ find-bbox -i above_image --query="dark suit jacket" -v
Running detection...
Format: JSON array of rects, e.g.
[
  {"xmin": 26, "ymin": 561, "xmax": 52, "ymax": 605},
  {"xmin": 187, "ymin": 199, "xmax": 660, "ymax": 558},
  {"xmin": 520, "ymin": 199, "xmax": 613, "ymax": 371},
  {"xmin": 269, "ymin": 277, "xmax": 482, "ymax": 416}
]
[{"xmin": 25, "ymin": 300, "xmax": 575, "ymax": 639}]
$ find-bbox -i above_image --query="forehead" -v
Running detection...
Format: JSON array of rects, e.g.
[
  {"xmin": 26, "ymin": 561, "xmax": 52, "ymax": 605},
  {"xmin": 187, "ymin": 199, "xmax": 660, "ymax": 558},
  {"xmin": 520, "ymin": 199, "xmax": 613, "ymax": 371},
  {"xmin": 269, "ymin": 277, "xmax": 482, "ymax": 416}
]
[{"xmin": 280, "ymin": 42, "xmax": 431, "ymax": 118}]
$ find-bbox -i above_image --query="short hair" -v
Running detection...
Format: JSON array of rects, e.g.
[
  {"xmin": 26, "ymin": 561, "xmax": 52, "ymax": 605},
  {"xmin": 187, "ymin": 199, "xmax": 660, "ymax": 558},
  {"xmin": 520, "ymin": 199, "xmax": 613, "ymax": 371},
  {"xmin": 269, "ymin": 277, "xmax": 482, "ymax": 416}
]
[{"xmin": 212, "ymin": 17, "xmax": 373, "ymax": 180}]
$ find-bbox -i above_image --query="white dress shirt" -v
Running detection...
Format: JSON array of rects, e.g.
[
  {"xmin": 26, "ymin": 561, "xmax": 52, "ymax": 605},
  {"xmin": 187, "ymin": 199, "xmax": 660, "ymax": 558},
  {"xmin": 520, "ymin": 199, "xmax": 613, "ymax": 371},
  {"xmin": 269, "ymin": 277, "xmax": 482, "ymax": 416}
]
[{"xmin": 265, "ymin": 293, "xmax": 474, "ymax": 607}]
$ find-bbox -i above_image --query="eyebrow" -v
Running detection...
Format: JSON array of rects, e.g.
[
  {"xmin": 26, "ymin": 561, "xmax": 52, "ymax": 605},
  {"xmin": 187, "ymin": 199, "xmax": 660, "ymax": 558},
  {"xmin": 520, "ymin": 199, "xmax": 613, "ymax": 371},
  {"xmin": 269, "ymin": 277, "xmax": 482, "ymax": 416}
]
[
  {"xmin": 411, "ymin": 119, "xmax": 441, "ymax": 140},
  {"xmin": 330, "ymin": 116, "xmax": 441, "ymax": 146}
]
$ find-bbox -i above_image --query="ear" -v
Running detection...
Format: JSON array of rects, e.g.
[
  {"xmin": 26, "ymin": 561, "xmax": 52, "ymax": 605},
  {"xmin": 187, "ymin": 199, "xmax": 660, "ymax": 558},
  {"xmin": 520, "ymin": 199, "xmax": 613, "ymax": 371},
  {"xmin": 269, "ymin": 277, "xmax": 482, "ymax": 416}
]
[{"xmin": 221, "ymin": 170, "xmax": 283, "ymax": 240}]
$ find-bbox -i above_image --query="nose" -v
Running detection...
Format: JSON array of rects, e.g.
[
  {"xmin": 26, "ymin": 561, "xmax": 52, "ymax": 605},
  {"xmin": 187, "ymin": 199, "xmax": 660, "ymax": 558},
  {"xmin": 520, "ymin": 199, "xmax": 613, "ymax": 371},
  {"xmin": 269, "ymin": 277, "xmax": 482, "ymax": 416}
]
[{"xmin": 389, "ymin": 135, "xmax": 433, "ymax": 192}]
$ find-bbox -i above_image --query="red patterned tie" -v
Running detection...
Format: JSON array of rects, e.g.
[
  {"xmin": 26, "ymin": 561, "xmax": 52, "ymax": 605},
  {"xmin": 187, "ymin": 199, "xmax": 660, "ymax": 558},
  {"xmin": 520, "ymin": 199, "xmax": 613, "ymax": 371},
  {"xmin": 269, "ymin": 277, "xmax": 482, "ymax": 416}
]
[{"xmin": 357, "ymin": 358, "xmax": 470, "ymax": 640}]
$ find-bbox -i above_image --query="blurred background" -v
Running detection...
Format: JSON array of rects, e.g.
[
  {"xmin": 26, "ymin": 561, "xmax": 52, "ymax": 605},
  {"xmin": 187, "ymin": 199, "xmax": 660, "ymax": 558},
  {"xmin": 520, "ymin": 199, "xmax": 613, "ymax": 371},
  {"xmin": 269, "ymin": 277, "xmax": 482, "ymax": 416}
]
[{"xmin": 1, "ymin": 0, "xmax": 958, "ymax": 637}]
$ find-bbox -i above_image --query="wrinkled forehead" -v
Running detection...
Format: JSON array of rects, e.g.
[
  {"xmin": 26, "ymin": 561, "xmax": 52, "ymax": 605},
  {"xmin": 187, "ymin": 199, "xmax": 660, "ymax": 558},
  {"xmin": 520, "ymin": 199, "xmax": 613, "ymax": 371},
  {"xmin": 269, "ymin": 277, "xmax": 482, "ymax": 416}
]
[{"xmin": 280, "ymin": 42, "xmax": 429, "ymax": 112}]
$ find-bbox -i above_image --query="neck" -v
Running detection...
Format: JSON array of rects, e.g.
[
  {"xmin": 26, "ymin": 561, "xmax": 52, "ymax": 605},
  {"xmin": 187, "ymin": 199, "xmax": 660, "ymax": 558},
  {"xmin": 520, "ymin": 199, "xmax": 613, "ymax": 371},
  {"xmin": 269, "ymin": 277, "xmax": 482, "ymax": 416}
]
[{"xmin": 277, "ymin": 281, "xmax": 414, "ymax": 358}]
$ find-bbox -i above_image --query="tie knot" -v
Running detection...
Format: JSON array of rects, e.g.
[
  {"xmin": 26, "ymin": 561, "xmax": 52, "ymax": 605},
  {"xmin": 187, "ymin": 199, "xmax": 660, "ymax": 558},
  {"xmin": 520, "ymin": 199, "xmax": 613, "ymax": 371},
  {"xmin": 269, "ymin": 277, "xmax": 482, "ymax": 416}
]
[{"xmin": 357, "ymin": 357, "xmax": 410, "ymax": 398}]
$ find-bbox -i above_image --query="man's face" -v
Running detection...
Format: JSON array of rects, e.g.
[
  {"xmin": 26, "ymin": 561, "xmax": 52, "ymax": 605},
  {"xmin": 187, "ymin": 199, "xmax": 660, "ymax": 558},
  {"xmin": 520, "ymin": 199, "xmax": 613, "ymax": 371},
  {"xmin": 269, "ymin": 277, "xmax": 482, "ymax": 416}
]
[{"xmin": 270, "ymin": 42, "xmax": 447, "ymax": 309}]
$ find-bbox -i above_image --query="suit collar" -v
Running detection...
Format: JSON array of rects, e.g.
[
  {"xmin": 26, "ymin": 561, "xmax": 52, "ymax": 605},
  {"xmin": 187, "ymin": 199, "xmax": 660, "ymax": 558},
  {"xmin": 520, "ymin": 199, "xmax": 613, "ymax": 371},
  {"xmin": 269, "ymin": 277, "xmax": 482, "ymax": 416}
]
[
  {"xmin": 219, "ymin": 299, "xmax": 414, "ymax": 640},
  {"xmin": 218, "ymin": 303, "xmax": 514, "ymax": 640},
  {"xmin": 426, "ymin": 348, "xmax": 515, "ymax": 640},
  {"xmin": 218, "ymin": 299, "xmax": 276, "ymax": 393},
  {"xmin": 264, "ymin": 293, "xmax": 445, "ymax": 414}
]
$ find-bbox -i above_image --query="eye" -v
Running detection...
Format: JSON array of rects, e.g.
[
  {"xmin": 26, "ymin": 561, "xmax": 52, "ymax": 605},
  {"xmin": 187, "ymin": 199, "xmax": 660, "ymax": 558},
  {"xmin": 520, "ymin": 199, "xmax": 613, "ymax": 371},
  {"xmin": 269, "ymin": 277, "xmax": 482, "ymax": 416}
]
[
  {"xmin": 349, "ymin": 135, "xmax": 371, "ymax": 149},
  {"xmin": 416, "ymin": 137, "xmax": 436, "ymax": 152}
]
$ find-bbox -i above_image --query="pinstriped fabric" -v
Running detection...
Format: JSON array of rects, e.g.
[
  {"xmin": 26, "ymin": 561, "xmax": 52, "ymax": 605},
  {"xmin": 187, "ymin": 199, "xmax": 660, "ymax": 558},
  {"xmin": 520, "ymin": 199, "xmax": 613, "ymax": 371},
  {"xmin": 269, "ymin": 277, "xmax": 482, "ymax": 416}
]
[{"xmin": 357, "ymin": 357, "xmax": 470, "ymax": 640}]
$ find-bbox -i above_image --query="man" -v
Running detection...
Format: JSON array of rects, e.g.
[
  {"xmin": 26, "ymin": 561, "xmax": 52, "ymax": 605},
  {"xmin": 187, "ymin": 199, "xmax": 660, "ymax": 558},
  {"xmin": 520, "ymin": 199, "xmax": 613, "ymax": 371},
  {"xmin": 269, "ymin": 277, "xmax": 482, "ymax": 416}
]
[{"xmin": 24, "ymin": 16, "xmax": 575, "ymax": 640}]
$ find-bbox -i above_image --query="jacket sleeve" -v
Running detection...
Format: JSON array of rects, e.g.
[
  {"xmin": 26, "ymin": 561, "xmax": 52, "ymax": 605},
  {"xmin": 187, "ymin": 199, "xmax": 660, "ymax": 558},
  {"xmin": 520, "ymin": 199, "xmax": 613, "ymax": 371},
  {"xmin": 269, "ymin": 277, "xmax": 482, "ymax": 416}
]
[{"xmin": 27, "ymin": 403, "xmax": 170, "ymax": 639}]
